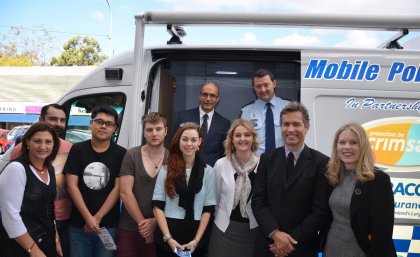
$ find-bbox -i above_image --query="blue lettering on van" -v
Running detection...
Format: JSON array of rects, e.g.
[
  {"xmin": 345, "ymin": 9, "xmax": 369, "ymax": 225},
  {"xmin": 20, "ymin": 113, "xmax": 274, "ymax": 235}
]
[
  {"xmin": 304, "ymin": 59, "xmax": 380, "ymax": 81},
  {"xmin": 392, "ymin": 182, "xmax": 420, "ymax": 196},
  {"xmin": 345, "ymin": 97, "xmax": 420, "ymax": 111},
  {"xmin": 387, "ymin": 62, "xmax": 420, "ymax": 83}
]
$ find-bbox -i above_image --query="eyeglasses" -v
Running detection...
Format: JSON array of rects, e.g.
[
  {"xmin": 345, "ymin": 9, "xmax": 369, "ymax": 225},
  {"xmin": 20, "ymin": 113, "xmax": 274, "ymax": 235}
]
[
  {"xmin": 179, "ymin": 122, "xmax": 199, "ymax": 128},
  {"xmin": 92, "ymin": 119, "xmax": 116, "ymax": 128},
  {"xmin": 200, "ymin": 93, "xmax": 218, "ymax": 99}
]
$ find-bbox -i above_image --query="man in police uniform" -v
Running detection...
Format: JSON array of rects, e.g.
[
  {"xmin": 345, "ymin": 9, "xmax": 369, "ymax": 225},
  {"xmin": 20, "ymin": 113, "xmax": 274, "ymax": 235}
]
[{"xmin": 241, "ymin": 69, "xmax": 290, "ymax": 155}]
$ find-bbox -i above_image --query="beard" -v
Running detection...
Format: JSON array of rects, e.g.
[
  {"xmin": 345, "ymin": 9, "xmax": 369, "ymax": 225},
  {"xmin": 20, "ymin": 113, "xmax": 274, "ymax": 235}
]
[{"xmin": 55, "ymin": 126, "xmax": 65, "ymax": 139}]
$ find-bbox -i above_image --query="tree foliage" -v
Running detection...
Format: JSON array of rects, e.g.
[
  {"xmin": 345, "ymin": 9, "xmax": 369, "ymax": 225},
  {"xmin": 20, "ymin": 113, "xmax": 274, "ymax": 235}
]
[
  {"xmin": 0, "ymin": 56, "xmax": 34, "ymax": 66},
  {"xmin": 50, "ymin": 36, "xmax": 106, "ymax": 66},
  {"xmin": 0, "ymin": 25, "xmax": 55, "ymax": 66}
]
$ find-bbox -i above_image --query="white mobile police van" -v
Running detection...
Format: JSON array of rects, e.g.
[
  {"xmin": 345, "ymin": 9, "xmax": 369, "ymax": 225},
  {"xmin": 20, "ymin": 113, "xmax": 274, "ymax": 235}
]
[{"xmin": 55, "ymin": 12, "xmax": 419, "ymax": 255}]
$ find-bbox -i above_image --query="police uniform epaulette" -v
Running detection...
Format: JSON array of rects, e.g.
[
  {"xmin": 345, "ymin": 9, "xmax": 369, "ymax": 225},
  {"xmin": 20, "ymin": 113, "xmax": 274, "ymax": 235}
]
[{"xmin": 241, "ymin": 100, "xmax": 257, "ymax": 109}]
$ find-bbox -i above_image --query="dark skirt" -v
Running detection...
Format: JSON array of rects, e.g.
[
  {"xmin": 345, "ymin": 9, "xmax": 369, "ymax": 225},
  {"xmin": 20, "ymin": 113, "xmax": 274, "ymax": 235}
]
[
  {"xmin": 155, "ymin": 217, "xmax": 210, "ymax": 257},
  {"xmin": 208, "ymin": 220, "xmax": 257, "ymax": 257}
]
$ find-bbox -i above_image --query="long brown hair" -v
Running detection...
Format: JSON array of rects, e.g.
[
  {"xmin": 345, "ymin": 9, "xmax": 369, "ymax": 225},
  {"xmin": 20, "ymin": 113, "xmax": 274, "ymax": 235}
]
[
  {"xmin": 165, "ymin": 123, "xmax": 200, "ymax": 198},
  {"xmin": 326, "ymin": 122, "xmax": 375, "ymax": 187}
]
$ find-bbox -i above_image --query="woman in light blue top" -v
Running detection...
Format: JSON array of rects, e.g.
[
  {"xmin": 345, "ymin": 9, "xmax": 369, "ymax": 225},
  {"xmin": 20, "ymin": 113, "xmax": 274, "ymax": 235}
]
[{"xmin": 152, "ymin": 122, "xmax": 216, "ymax": 257}]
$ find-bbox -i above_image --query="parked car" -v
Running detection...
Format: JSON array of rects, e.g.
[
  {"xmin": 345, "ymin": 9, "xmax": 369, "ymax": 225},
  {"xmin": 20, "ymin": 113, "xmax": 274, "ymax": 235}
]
[
  {"xmin": 1, "ymin": 125, "xmax": 30, "ymax": 171},
  {"xmin": 0, "ymin": 129, "xmax": 10, "ymax": 153},
  {"xmin": 0, "ymin": 142, "xmax": 15, "ymax": 171},
  {"xmin": 5, "ymin": 125, "xmax": 30, "ymax": 151},
  {"xmin": 65, "ymin": 130, "xmax": 91, "ymax": 144}
]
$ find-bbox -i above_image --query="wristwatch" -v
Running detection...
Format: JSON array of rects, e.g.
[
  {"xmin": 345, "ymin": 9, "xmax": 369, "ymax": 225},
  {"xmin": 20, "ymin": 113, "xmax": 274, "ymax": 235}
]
[{"xmin": 163, "ymin": 234, "xmax": 172, "ymax": 243}]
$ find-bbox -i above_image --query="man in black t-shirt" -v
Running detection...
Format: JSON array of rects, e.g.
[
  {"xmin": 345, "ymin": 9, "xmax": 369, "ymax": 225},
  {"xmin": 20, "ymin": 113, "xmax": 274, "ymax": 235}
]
[{"xmin": 64, "ymin": 105, "xmax": 126, "ymax": 257}]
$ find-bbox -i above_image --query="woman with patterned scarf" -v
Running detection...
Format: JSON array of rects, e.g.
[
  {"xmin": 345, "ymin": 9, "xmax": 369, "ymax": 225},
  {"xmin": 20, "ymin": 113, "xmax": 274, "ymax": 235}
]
[
  {"xmin": 152, "ymin": 122, "xmax": 216, "ymax": 257},
  {"xmin": 208, "ymin": 119, "xmax": 260, "ymax": 257}
]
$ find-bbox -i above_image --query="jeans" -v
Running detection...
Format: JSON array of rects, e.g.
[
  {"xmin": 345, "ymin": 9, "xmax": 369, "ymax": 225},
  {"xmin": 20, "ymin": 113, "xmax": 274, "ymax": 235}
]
[
  {"xmin": 69, "ymin": 225, "xmax": 117, "ymax": 257},
  {"xmin": 56, "ymin": 219, "xmax": 70, "ymax": 257}
]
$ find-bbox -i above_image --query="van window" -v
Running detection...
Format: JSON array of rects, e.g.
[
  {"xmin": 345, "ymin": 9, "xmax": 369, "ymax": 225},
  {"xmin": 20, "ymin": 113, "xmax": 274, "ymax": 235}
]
[{"xmin": 64, "ymin": 93, "xmax": 127, "ymax": 143}]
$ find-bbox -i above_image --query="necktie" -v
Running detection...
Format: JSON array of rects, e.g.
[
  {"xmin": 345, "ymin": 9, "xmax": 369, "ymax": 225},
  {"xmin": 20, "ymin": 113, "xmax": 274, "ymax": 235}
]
[
  {"xmin": 265, "ymin": 102, "xmax": 275, "ymax": 151},
  {"xmin": 200, "ymin": 114, "xmax": 208, "ymax": 141},
  {"xmin": 286, "ymin": 152, "xmax": 295, "ymax": 179}
]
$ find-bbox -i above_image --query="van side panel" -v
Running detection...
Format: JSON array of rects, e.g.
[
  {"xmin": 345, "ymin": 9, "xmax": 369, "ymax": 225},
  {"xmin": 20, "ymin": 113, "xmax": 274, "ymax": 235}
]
[{"xmin": 301, "ymin": 49, "xmax": 420, "ymax": 256}]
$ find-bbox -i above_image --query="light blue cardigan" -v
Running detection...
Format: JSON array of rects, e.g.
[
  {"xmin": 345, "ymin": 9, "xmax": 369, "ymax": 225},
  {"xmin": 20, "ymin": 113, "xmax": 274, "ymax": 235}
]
[{"xmin": 152, "ymin": 165, "xmax": 216, "ymax": 220}]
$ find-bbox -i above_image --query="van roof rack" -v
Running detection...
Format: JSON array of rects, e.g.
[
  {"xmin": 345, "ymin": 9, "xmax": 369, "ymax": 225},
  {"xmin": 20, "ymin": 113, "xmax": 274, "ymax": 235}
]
[
  {"xmin": 166, "ymin": 25, "xmax": 186, "ymax": 45},
  {"xmin": 139, "ymin": 12, "xmax": 420, "ymax": 31},
  {"xmin": 377, "ymin": 29, "xmax": 409, "ymax": 49},
  {"xmin": 138, "ymin": 12, "xmax": 420, "ymax": 47}
]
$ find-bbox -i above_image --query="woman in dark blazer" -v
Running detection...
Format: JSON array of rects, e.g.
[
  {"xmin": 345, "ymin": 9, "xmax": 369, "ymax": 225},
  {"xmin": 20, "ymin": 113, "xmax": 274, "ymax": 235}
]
[{"xmin": 323, "ymin": 122, "xmax": 396, "ymax": 257}]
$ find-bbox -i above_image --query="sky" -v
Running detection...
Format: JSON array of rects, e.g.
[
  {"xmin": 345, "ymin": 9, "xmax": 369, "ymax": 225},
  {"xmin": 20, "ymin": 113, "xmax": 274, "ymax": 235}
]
[{"xmin": 1, "ymin": 0, "xmax": 420, "ymax": 61}]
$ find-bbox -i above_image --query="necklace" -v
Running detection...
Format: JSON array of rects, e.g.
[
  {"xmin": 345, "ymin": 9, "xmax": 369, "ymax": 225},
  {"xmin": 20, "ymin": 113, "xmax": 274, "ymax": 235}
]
[
  {"xmin": 31, "ymin": 163, "xmax": 46, "ymax": 175},
  {"xmin": 146, "ymin": 147, "xmax": 164, "ymax": 169}
]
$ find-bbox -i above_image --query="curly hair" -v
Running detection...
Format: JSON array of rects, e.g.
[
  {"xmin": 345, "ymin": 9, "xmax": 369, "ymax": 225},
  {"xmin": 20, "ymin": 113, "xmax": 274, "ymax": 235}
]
[
  {"xmin": 224, "ymin": 119, "xmax": 259, "ymax": 159},
  {"xmin": 326, "ymin": 122, "xmax": 375, "ymax": 187},
  {"xmin": 165, "ymin": 123, "xmax": 201, "ymax": 199}
]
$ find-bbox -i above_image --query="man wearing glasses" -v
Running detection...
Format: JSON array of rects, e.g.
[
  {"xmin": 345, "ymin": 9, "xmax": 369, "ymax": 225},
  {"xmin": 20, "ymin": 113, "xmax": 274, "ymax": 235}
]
[
  {"xmin": 241, "ymin": 69, "xmax": 290, "ymax": 156},
  {"xmin": 64, "ymin": 105, "xmax": 126, "ymax": 257},
  {"xmin": 174, "ymin": 81, "xmax": 230, "ymax": 167}
]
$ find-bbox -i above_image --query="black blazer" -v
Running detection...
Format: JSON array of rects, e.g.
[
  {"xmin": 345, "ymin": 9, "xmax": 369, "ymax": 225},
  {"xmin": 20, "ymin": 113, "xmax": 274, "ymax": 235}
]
[
  {"xmin": 174, "ymin": 107, "xmax": 230, "ymax": 167},
  {"xmin": 324, "ymin": 169, "xmax": 396, "ymax": 257},
  {"xmin": 252, "ymin": 145, "xmax": 330, "ymax": 257}
]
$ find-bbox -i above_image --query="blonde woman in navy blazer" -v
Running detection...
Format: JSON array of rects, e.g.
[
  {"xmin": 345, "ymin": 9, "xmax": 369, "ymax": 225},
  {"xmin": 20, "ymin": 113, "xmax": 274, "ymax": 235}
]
[
  {"xmin": 323, "ymin": 122, "xmax": 396, "ymax": 257},
  {"xmin": 208, "ymin": 119, "xmax": 260, "ymax": 257}
]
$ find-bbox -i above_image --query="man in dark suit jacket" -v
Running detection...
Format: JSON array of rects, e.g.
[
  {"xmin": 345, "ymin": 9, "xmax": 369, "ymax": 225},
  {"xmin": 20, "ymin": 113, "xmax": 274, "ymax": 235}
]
[
  {"xmin": 174, "ymin": 81, "xmax": 230, "ymax": 167},
  {"xmin": 252, "ymin": 102, "xmax": 330, "ymax": 257}
]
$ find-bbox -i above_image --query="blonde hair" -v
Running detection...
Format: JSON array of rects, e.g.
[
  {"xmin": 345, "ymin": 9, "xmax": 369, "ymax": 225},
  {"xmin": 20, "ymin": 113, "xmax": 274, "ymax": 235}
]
[
  {"xmin": 326, "ymin": 122, "xmax": 375, "ymax": 187},
  {"xmin": 224, "ymin": 119, "xmax": 259, "ymax": 159}
]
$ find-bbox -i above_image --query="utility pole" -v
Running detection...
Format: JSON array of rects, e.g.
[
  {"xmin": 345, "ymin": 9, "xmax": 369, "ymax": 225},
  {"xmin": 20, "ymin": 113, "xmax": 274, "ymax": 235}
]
[{"xmin": 105, "ymin": 0, "xmax": 112, "ymax": 58}]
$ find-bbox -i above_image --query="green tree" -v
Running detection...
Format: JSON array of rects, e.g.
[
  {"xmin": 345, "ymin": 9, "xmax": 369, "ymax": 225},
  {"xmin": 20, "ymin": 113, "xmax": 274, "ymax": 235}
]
[
  {"xmin": 50, "ymin": 36, "xmax": 106, "ymax": 66},
  {"xmin": 0, "ymin": 56, "xmax": 34, "ymax": 66}
]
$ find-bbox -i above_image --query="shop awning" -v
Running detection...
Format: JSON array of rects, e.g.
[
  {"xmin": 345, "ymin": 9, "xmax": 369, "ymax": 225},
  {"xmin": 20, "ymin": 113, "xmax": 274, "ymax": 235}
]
[
  {"xmin": 0, "ymin": 114, "xmax": 91, "ymax": 126},
  {"xmin": 0, "ymin": 114, "xmax": 38, "ymax": 123}
]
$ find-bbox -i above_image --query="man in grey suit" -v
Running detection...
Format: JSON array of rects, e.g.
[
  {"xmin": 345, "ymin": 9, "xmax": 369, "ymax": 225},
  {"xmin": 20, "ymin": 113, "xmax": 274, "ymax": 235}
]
[
  {"xmin": 174, "ymin": 81, "xmax": 230, "ymax": 167},
  {"xmin": 252, "ymin": 102, "xmax": 330, "ymax": 257}
]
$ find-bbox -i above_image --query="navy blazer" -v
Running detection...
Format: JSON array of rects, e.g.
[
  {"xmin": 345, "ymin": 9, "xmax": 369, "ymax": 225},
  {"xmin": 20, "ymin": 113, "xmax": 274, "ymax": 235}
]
[
  {"xmin": 174, "ymin": 107, "xmax": 230, "ymax": 167},
  {"xmin": 323, "ymin": 169, "xmax": 396, "ymax": 257},
  {"xmin": 252, "ymin": 145, "xmax": 330, "ymax": 257}
]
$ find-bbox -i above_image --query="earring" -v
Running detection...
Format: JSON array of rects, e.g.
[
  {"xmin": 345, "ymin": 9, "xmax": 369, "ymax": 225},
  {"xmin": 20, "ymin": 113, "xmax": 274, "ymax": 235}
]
[{"xmin": 27, "ymin": 146, "xmax": 29, "ymax": 149}]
